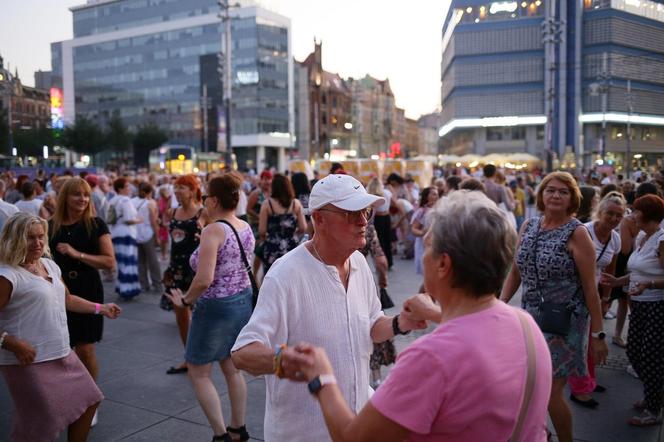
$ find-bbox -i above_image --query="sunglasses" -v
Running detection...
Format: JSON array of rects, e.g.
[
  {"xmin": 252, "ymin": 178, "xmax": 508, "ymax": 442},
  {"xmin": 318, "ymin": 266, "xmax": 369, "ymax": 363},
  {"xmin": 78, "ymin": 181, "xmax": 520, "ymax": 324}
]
[{"xmin": 318, "ymin": 207, "xmax": 374, "ymax": 224}]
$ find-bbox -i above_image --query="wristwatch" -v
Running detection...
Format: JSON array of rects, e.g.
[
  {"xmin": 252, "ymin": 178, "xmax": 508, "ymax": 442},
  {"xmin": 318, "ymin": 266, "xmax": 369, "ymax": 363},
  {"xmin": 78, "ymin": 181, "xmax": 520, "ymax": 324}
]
[
  {"xmin": 591, "ymin": 331, "xmax": 606, "ymax": 340},
  {"xmin": 308, "ymin": 374, "xmax": 337, "ymax": 395}
]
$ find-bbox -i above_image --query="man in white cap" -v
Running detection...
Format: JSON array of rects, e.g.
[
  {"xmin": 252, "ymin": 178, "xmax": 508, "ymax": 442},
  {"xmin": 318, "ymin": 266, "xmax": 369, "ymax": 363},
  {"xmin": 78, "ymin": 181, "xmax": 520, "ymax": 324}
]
[{"xmin": 232, "ymin": 174, "xmax": 425, "ymax": 442}]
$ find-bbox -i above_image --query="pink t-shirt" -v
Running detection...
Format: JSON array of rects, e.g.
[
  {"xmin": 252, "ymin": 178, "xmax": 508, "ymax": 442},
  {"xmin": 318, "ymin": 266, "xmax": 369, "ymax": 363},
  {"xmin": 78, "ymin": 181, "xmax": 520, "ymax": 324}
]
[{"xmin": 371, "ymin": 301, "xmax": 552, "ymax": 442}]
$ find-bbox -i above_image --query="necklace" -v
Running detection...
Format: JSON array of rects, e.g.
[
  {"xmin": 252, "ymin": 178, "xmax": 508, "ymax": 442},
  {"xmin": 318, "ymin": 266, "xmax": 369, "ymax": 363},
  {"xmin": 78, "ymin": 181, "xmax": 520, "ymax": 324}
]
[
  {"xmin": 22, "ymin": 261, "xmax": 41, "ymax": 275},
  {"xmin": 311, "ymin": 240, "xmax": 351, "ymax": 286}
]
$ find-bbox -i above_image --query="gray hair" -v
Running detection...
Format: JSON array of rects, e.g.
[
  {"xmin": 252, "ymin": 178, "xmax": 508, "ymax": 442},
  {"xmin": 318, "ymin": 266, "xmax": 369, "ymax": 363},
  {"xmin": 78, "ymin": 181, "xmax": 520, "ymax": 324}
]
[{"xmin": 429, "ymin": 190, "xmax": 517, "ymax": 296}]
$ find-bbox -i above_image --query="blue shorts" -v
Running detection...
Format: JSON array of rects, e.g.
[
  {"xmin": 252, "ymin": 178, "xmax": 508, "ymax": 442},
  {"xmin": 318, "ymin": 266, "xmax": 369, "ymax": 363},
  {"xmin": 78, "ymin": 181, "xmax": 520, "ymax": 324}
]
[{"xmin": 185, "ymin": 288, "xmax": 253, "ymax": 365}]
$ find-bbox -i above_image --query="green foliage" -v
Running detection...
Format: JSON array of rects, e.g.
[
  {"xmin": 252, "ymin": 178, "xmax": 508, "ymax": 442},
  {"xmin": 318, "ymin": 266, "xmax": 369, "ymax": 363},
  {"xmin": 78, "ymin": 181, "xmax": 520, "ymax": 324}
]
[
  {"xmin": 62, "ymin": 116, "xmax": 106, "ymax": 154},
  {"xmin": 105, "ymin": 114, "xmax": 131, "ymax": 152},
  {"xmin": 13, "ymin": 126, "xmax": 54, "ymax": 157},
  {"xmin": 133, "ymin": 121, "xmax": 168, "ymax": 167}
]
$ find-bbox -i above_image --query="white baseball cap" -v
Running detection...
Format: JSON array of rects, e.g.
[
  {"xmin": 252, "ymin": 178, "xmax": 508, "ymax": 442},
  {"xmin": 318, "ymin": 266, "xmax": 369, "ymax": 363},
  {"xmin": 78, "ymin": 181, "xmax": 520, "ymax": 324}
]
[{"xmin": 306, "ymin": 174, "xmax": 385, "ymax": 214}]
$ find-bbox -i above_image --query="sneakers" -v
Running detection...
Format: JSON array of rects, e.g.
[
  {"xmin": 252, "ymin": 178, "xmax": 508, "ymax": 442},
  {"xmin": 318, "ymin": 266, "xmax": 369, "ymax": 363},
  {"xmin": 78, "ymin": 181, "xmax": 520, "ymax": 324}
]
[
  {"xmin": 626, "ymin": 365, "xmax": 640, "ymax": 379},
  {"xmin": 629, "ymin": 410, "xmax": 663, "ymax": 426}
]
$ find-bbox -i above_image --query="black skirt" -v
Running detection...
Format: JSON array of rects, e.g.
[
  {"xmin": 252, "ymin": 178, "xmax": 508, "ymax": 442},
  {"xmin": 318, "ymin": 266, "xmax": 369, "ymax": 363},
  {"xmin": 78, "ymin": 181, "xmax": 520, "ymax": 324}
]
[{"xmin": 65, "ymin": 268, "xmax": 104, "ymax": 346}]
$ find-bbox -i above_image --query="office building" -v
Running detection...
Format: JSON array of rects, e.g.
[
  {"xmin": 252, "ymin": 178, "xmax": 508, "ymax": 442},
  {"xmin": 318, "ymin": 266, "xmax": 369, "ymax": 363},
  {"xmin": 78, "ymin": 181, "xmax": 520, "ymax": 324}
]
[
  {"xmin": 440, "ymin": 0, "xmax": 664, "ymax": 170},
  {"xmin": 53, "ymin": 0, "xmax": 294, "ymax": 169}
]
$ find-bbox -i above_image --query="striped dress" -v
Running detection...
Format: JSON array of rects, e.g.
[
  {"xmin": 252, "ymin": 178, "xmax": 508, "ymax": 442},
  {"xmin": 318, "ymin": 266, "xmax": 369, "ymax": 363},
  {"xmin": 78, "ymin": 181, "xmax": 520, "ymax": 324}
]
[{"xmin": 108, "ymin": 195, "xmax": 141, "ymax": 299}]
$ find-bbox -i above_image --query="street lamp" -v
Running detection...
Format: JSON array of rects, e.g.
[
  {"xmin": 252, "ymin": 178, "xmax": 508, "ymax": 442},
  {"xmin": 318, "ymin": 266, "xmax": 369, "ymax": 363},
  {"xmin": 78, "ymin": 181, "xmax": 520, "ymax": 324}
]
[{"xmin": 217, "ymin": 0, "xmax": 241, "ymax": 168}]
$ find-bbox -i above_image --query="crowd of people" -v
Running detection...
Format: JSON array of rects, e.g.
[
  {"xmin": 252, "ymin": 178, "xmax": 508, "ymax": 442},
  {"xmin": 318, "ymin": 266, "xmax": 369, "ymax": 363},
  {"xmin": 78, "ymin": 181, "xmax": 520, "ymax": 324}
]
[{"xmin": 0, "ymin": 162, "xmax": 663, "ymax": 441}]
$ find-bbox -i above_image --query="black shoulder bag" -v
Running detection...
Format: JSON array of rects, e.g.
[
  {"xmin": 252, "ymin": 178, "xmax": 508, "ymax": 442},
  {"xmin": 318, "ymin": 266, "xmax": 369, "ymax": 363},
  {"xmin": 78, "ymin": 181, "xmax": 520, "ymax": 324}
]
[
  {"xmin": 533, "ymin": 220, "xmax": 574, "ymax": 336},
  {"xmin": 217, "ymin": 220, "xmax": 259, "ymax": 309}
]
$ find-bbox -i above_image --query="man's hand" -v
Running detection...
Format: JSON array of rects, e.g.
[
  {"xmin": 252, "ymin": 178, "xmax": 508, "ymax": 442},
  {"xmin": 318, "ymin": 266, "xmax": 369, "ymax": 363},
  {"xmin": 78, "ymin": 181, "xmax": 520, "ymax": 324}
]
[
  {"xmin": 278, "ymin": 346, "xmax": 313, "ymax": 382},
  {"xmin": 403, "ymin": 293, "xmax": 441, "ymax": 323}
]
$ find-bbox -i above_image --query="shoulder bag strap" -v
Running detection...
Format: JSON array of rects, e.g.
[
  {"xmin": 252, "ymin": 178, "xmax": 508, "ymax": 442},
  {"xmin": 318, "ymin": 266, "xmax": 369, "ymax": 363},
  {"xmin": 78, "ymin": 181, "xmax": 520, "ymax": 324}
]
[
  {"xmin": 217, "ymin": 220, "xmax": 258, "ymax": 290},
  {"xmin": 509, "ymin": 310, "xmax": 537, "ymax": 442},
  {"xmin": 596, "ymin": 238, "xmax": 610, "ymax": 263}
]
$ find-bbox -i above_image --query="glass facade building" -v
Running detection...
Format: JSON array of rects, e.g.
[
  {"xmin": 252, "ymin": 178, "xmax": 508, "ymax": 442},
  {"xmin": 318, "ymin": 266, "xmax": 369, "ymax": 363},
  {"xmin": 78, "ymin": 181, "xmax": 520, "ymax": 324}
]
[
  {"xmin": 440, "ymin": 0, "xmax": 664, "ymax": 170},
  {"xmin": 54, "ymin": 0, "xmax": 294, "ymax": 169}
]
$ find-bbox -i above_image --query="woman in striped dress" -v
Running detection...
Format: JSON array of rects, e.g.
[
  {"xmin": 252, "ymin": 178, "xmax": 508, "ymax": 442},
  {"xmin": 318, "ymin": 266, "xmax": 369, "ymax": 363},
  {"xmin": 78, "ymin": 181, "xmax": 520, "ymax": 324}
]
[{"xmin": 108, "ymin": 177, "xmax": 143, "ymax": 300}]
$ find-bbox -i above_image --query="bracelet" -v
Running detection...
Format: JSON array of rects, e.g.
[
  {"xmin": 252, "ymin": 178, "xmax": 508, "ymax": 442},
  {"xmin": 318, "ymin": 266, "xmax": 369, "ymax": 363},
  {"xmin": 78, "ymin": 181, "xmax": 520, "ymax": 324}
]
[
  {"xmin": 79, "ymin": 252, "xmax": 85, "ymax": 260},
  {"xmin": 0, "ymin": 331, "xmax": 7, "ymax": 349},
  {"xmin": 392, "ymin": 314, "xmax": 410, "ymax": 336},
  {"xmin": 273, "ymin": 344, "xmax": 287, "ymax": 378},
  {"xmin": 94, "ymin": 303, "xmax": 101, "ymax": 315}
]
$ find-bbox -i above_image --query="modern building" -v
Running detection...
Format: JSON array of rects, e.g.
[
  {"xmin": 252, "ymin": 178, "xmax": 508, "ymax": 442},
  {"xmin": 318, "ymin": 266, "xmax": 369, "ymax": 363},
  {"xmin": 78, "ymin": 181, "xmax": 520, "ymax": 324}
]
[
  {"xmin": 439, "ymin": 0, "xmax": 664, "ymax": 171},
  {"xmin": 52, "ymin": 0, "xmax": 294, "ymax": 170}
]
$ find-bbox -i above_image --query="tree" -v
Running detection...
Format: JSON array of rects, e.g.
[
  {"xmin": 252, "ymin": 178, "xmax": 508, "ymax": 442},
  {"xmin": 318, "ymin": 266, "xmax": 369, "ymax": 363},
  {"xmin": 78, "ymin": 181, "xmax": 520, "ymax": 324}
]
[
  {"xmin": 62, "ymin": 116, "xmax": 105, "ymax": 154},
  {"xmin": 13, "ymin": 126, "xmax": 54, "ymax": 157},
  {"xmin": 133, "ymin": 121, "xmax": 168, "ymax": 168},
  {"xmin": 105, "ymin": 114, "xmax": 131, "ymax": 154}
]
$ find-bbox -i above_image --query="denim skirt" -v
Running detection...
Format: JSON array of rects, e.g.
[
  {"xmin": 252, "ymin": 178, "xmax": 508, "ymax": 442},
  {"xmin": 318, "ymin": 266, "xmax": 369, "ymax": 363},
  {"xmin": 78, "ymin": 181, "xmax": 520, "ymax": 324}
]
[{"xmin": 185, "ymin": 288, "xmax": 253, "ymax": 365}]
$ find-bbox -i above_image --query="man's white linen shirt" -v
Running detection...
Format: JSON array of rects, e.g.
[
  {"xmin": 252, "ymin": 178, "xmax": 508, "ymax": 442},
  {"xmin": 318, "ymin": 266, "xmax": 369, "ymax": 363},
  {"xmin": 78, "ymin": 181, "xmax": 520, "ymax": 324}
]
[{"xmin": 232, "ymin": 244, "xmax": 384, "ymax": 442}]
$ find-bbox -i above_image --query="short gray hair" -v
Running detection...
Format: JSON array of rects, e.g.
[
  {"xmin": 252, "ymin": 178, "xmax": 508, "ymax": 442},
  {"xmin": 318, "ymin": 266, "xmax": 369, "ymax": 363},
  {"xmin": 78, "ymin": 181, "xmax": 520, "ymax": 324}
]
[{"xmin": 429, "ymin": 190, "xmax": 517, "ymax": 296}]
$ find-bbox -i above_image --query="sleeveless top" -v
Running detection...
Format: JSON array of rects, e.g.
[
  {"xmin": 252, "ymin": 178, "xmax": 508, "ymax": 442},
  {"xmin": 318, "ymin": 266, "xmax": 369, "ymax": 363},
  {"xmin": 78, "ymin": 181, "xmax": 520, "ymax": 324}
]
[
  {"xmin": 261, "ymin": 200, "xmax": 299, "ymax": 267},
  {"xmin": 166, "ymin": 207, "xmax": 202, "ymax": 290},
  {"xmin": 189, "ymin": 222, "xmax": 255, "ymax": 299},
  {"xmin": 516, "ymin": 217, "xmax": 584, "ymax": 307}
]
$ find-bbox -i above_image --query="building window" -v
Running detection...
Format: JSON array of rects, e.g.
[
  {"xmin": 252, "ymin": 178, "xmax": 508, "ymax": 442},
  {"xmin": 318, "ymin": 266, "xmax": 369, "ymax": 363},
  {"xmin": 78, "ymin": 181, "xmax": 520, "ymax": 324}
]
[
  {"xmin": 332, "ymin": 96, "xmax": 337, "ymax": 108},
  {"xmin": 321, "ymin": 94, "xmax": 327, "ymax": 105},
  {"xmin": 486, "ymin": 127, "xmax": 503, "ymax": 141},
  {"xmin": 536, "ymin": 126, "xmax": 545, "ymax": 140}
]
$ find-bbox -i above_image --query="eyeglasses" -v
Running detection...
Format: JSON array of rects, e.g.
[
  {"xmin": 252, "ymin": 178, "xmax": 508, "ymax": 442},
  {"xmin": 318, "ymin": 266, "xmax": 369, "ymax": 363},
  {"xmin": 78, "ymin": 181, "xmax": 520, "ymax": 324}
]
[
  {"xmin": 543, "ymin": 187, "xmax": 571, "ymax": 197},
  {"xmin": 318, "ymin": 207, "xmax": 374, "ymax": 224}
]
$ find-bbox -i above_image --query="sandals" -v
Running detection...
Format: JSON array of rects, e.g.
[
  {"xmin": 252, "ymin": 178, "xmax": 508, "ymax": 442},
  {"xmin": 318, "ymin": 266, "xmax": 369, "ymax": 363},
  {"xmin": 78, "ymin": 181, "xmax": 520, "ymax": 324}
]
[
  {"xmin": 227, "ymin": 425, "xmax": 250, "ymax": 441},
  {"xmin": 166, "ymin": 365, "xmax": 188, "ymax": 375},
  {"xmin": 612, "ymin": 336, "xmax": 627, "ymax": 348},
  {"xmin": 212, "ymin": 434, "xmax": 233, "ymax": 442},
  {"xmin": 629, "ymin": 410, "xmax": 663, "ymax": 426}
]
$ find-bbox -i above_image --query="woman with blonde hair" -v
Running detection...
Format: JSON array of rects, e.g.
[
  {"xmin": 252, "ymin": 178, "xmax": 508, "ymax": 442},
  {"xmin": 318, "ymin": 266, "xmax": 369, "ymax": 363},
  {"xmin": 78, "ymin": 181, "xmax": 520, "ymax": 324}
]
[
  {"xmin": 49, "ymin": 178, "xmax": 115, "ymax": 426},
  {"xmin": 0, "ymin": 212, "xmax": 121, "ymax": 441}
]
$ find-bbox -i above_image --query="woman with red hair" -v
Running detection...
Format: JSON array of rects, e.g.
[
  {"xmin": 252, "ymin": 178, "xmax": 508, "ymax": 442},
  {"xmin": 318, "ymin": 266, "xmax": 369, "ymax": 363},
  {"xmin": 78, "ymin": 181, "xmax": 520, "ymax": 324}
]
[{"xmin": 163, "ymin": 175, "xmax": 210, "ymax": 375}]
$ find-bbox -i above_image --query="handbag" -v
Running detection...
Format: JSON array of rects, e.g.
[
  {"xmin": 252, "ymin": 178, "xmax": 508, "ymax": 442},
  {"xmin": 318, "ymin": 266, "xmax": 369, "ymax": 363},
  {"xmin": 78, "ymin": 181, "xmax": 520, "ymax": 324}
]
[
  {"xmin": 217, "ymin": 220, "xmax": 259, "ymax": 309},
  {"xmin": 379, "ymin": 289, "xmax": 395, "ymax": 309},
  {"xmin": 532, "ymin": 219, "xmax": 574, "ymax": 336}
]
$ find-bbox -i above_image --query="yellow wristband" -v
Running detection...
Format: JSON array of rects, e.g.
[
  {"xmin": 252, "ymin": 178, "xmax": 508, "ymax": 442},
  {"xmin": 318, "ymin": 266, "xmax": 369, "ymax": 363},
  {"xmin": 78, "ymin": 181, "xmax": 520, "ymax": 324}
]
[{"xmin": 273, "ymin": 344, "xmax": 287, "ymax": 378}]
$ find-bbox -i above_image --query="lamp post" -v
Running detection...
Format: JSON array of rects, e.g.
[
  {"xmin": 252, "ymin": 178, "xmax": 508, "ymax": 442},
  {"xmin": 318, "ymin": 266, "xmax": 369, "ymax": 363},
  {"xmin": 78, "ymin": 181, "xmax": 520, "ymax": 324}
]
[{"xmin": 217, "ymin": 1, "xmax": 240, "ymax": 168}]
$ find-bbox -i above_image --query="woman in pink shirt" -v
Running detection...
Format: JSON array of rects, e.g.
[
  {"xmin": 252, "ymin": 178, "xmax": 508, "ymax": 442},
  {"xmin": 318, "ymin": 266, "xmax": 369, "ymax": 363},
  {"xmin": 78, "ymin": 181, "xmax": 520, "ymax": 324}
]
[{"xmin": 291, "ymin": 191, "xmax": 553, "ymax": 441}]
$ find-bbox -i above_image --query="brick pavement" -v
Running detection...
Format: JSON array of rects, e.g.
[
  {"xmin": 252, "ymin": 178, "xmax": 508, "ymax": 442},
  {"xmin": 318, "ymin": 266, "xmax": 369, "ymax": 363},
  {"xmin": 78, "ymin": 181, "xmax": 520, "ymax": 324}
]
[{"xmin": 0, "ymin": 255, "xmax": 662, "ymax": 441}]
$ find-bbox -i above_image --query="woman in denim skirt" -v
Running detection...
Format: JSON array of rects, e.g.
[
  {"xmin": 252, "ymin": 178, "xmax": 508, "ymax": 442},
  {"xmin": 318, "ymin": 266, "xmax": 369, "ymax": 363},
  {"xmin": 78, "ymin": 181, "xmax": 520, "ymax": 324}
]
[{"xmin": 168, "ymin": 172, "xmax": 254, "ymax": 442}]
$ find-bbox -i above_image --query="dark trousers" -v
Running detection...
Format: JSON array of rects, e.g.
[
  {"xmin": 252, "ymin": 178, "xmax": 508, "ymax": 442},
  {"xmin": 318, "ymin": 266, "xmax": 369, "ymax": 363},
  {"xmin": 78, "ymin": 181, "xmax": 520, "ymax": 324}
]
[
  {"xmin": 373, "ymin": 214, "xmax": 393, "ymax": 268},
  {"xmin": 627, "ymin": 300, "xmax": 664, "ymax": 414}
]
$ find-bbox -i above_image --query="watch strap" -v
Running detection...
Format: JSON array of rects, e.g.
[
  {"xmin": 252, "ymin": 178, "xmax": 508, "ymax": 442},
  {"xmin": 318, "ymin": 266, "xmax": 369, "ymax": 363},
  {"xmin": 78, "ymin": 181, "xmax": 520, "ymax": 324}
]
[{"xmin": 308, "ymin": 374, "xmax": 337, "ymax": 395}]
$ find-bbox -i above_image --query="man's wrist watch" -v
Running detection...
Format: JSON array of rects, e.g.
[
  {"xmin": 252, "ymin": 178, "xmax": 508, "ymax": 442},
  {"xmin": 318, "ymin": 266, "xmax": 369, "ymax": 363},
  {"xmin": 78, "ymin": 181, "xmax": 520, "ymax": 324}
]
[
  {"xmin": 591, "ymin": 331, "xmax": 606, "ymax": 340},
  {"xmin": 392, "ymin": 314, "xmax": 410, "ymax": 336},
  {"xmin": 308, "ymin": 374, "xmax": 337, "ymax": 395}
]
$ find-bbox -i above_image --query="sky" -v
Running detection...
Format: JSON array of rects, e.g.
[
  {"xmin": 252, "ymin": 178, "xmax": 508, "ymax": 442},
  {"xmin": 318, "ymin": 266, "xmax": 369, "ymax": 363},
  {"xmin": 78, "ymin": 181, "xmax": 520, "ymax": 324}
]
[{"xmin": 0, "ymin": 0, "xmax": 450, "ymax": 119}]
